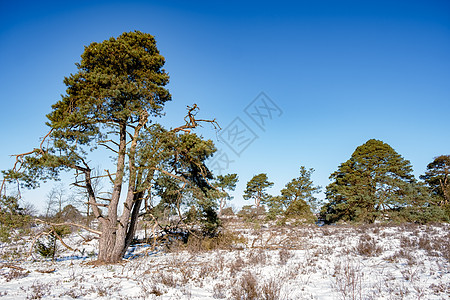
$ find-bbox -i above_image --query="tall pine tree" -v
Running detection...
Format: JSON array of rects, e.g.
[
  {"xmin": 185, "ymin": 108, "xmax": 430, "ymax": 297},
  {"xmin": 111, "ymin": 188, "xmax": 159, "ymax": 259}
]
[{"xmin": 2, "ymin": 31, "xmax": 217, "ymax": 262}]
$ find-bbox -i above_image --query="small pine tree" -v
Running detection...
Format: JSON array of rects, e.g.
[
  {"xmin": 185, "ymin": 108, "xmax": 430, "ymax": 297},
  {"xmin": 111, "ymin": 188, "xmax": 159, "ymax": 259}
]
[
  {"xmin": 36, "ymin": 226, "xmax": 71, "ymax": 260},
  {"xmin": 243, "ymin": 174, "xmax": 273, "ymax": 208},
  {"xmin": 281, "ymin": 166, "xmax": 320, "ymax": 222},
  {"xmin": 214, "ymin": 174, "xmax": 238, "ymax": 215}
]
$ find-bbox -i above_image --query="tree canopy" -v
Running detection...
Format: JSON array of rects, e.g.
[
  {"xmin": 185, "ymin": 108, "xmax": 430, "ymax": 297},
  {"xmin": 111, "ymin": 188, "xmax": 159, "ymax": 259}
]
[
  {"xmin": 321, "ymin": 139, "xmax": 416, "ymax": 223},
  {"xmin": 243, "ymin": 173, "xmax": 273, "ymax": 208},
  {"xmin": 281, "ymin": 167, "xmax": 321, "ymax": 214},
  {"xmin": 264, "ymin": 167, "xmax": 319, "ymax": 223},
  {"xmin": 420, "ymin": 155, "xmax": 450, "ymax": 207},
  {"xmin": 214, "ymin": 174, "xmax": 239, "ymax": 215}
]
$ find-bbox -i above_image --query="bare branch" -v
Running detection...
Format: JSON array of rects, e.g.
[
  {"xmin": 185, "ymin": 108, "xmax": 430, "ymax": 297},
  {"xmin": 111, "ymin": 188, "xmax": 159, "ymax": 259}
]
[
  {"xmin": 1, "ymin": 128, "xmax": 53, "ymax": 195},
  {"xmin": 39, "ymin": 129, "xmax": 54, "ymax": 151},
  {"xmin": 34, "ymin": 219, "xmax": 102, "ymax": 235},
  {"xmin": 95, "ymin": 196, "xmax": 111, "ymax": 202},
  {"xmin": 0, "ymin": 264, "xmax": 27, "ymax": 271},
  {"xmin": 28, "ymin": 230, "xmax": 51, "ymax": 259},
  {"xmin": 51, "ymin": 227, "xmax": 76, "ymax": 252},
  {"xmin": 105, "ymin": 169, "xmax": 115, "ymax": 184},
  {"xmin": 98, "ymin": 139, "xmax": 120, "ymax": 147},
  {"xmin": 99, "ymin": 143, "xmax": 119, "ymax": 154},
  {"xmin": 171, "ymin": 104, "xmax": 221, "ymax": 134},
  {"xmin": 87, "ymin": 202, "xmax": 109, "ymax": 207},
  {"xmin": 154, "ymin": 168, "xmax": 187, "ymax": 183},
  {"xmin": 72, "ymin": 183, "xmax": 87, "ymax": 189}
]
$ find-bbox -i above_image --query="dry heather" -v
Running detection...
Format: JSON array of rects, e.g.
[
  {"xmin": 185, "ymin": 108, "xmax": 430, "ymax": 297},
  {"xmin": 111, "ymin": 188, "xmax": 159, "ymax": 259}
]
[{"xmin": 0, "ymin": 221, "xmax": 449, "ymax": 299}]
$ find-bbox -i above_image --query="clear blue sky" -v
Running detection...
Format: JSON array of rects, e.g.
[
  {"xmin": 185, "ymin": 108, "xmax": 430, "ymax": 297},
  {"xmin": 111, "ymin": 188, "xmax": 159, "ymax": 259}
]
[{"xmin": 1, "ymin": 0, "xmax": 449, "ymax": 213}]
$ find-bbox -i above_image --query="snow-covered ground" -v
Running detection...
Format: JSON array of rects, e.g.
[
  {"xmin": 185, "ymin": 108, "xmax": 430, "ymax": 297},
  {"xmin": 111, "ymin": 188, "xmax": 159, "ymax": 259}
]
[{"xmin": 0, "ymin": 222, "xmax": 448, "ymax": 299}]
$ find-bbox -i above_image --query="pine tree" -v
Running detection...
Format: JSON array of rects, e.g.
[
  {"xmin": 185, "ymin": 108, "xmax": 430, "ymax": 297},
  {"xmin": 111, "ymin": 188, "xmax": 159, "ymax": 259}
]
[
  {"xmin": 243, "ymin": 173, "xmax": 273, "ymax": 208},
  {"xmin": 214, "ymin": 174, "xmax": 238, "ymax": 215},
  {"xmin": 2, "ymin": 31, "xmax": 217, "ymax": 262},
  {"xmin": 280, "ymin": 166, "xmax": 320, "ymax": 221},
  {"xmin": 322, "ymin": 139, "xmax": 415, "ymax": 223},
  {"xmin": 0, "ymin": 196, "xmax": 30, "ymax": 242},
  {"xmin": 420, "ymin": 155, "xmax": 450, "ymax": 206}
]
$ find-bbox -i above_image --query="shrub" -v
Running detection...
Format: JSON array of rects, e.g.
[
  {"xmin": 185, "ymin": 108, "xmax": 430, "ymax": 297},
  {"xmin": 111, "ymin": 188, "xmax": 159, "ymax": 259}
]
[
  {"xmin": 180, "ymin": 230, "xmax": 246, "ymax": 253},
  {"xmin": 278, "ymin": 248, "xmax": 294, "ymax": 265},
  {"xmin": 231, "ymin": 271, "xmax": 259, "ymax": 300},
  {"xmin": 36, "ymin": 226, "xmax": 71, "ymax": 260},
  {"xmin": 261, "ymin": 278, "xmax": 282, "ymax": 300},
  {"xmin": 220, "ymin": 207, "xmax": 235, "ymax": 216},
  {"xmin": 213, "ymin": 283, "xmax": 227, "ymax": 299},
  {"xmin": 0, "ymin": 196, "xmax": 31, "ymax": 243},
  {"xmin": 237, "ymin": 205, "xmax": 265, "ymax": 223},
  {"xmin": 184, "ymin": 203, "xmax": 221, "ymax": 236},
  {"xmin": 389, "ymin": 206, "xmax": 449, "ymax": 224},
  {"xmin": 355, "ymin": 234, "xmax": 382, "ymax": 257}
]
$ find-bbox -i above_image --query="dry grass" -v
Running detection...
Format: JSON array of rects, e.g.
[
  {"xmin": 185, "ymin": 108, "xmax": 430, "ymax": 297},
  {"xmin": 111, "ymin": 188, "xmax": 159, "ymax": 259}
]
[
  {"xmin": 1, "ymin": 221, "xmax": 449, "ymax": 299},
  {"xmin": 354, "ymin": 234, "xmax": 383, "ymax": 257}
]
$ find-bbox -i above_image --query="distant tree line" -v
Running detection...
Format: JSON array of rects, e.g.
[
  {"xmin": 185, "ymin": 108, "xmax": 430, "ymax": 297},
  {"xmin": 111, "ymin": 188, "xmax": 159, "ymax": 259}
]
[{"xmin": 237, "ymin": 139, "xmax": 449, "ymax": 225}]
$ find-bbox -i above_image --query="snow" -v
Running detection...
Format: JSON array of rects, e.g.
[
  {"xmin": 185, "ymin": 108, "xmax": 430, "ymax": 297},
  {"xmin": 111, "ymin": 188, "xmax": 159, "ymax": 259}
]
[{"xmin": 0, "ymin": 222, "xmax": 449, "ymax": 299}]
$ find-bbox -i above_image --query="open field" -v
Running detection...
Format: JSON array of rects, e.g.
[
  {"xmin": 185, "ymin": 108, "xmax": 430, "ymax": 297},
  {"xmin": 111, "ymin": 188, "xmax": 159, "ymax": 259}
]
[{"xmin": 0, "ymin": 221, "xmax": 449, "ymax": 299}]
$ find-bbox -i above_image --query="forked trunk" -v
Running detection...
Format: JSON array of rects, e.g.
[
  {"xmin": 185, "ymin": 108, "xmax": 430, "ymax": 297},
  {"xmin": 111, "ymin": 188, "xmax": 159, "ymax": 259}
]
[
  {"xmin": 97, "ymin": 196, "xmax": 144, "ymax": 263},
  {"xmin": 97, "ymin": 221, "xmax": 132, "ymax": 263}
]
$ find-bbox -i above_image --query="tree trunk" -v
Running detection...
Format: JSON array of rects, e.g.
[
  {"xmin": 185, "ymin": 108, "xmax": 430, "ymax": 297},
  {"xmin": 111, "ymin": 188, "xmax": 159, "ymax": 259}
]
[
  {"xmin": 97, "ymin": 198, "xmax": 144, "ymax": 263},
  {"xmin": 97, "ymin": 222, "xmax": 119, "ymax": 262},
  {"xmin": 97, "ymin": 222, "xmax": 131, "ymax": 263},
  {"xmin": 96, "ymin": 122, "xmax": 127, "ymax": 263},
  {"xmin": 96, "ymin": 115, "xmax": 148, "ymax": 263},
  {"xmin": 121, "ymin": 196, "xmax": 143, "ymax": 258}
]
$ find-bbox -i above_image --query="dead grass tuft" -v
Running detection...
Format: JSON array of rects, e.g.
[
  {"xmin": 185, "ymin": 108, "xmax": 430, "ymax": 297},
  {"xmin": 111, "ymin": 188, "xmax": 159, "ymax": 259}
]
[
  {"xmin": 354, "ymin": 234, "xmax": 382, "ymax": 257},
  {"xmin": 231, "ymin": 271, "xmax": 259, "ymax": 300}
]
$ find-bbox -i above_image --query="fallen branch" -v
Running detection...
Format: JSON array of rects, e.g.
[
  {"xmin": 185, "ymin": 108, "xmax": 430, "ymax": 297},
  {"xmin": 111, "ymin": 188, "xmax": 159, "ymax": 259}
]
[
  {"xmin": 0, "ymin": 264, "xmax": 27, "ymax": 271},
  {"xmin": 28, "ymin": 227, "xmax": 80, "ymax": 259},
  {"xmin": 35, "ymin": 268, "xmax": 56, "ymax": 273}
]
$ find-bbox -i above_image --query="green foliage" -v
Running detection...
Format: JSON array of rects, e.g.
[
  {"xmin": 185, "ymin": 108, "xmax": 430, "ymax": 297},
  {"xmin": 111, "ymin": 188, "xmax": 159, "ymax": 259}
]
[
  {"xmin": 3, "ymin": 33, "xmax": 171, "ymax": 189},
  {"xmin": 243, "ymin": 173, "xmax": 273, "ymax": 208},
  {"xmin": 51, "ymin": 31, "xmax": 170, "ymax": 125},
  {"xmin": 265, "ymin": 196, "xmax": 285, "ymax": 220},
  {"xmin": 220, "ymin": 206, "xmax": 235, "ymax": 216},
  {"xmin": 388, "ymin": 206, "xmax": 449, "ymax": 224},
  {"xmin": 36, "ymin": 226, "xmax": 71, "ymax": 260},
  {"xmin": 281, "ymin": 166, "xmax": 320, "ymax": 219},
  {"xmin": 0, "ymin": 227, "xmax": 10, "ymax": 243},
  {"xmin": 264, "ymin": 167, "xmax": 319, "ymax": 223},
  {"xmin": 284, "ymin": 200, "xmax": 316, "ymax": 223},
  {"xmin": 237, "ymin": 205, "xmax": 266, "ymax": 223},
  {"xmin": 215, "ymin": 174, "xmax": 238, "ymax": 190},
  {"xmin": 149, "ymin": 129, "xmax": 219, "ymax": 235},
  {"xmin": 215, "ymin": 173, "xmax": 238, "ymax": 214},
  {"xmin": 0, "ymin": 196, "xmax": 30, "ymax": 242},
  {"xmin": 420, "ymin": 155, "xmax": 450, "ymax": 207},
  {"xmin": 150, "ymin": 130, "xmax": 220, "ymax": 234},
  {"xmin": 322, "ymin": 139, "xmax": 418, "ymax": 224},
  {"xmin": 2, "ymin": 31, "xmax": 171, "ymax": 187}
]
